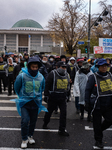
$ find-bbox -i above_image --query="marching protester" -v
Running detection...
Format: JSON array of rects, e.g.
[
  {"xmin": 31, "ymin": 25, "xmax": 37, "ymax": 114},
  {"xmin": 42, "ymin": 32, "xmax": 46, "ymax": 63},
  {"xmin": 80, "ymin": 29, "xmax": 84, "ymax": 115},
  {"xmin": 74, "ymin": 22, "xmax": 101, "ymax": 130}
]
[
  {"xmin": 85, "ymin": 58, "xmax": 112, "ymax": 148},
  {"xmin": 3, "ymin": 57, "xmax": 17, "ymax": 96},
  {"xmin": 13, "ymin": 58, "xmax": 25, "ymax": 81},
  {"xmin": 71, "ymin": 58, "xmax": 84, "ymax": 114},
  {"xmin": 73, "ymin": 61, "xmax": 93, "ymax": 119},
  {"xmin": 0, "ymin": 56, "xmax": 6, "ymax": 93},
  {"xmin": 14, "ymin": 56, "xmax": 47, "ymax": 148},
  {"xmin": 42, "ymin": 56, "xmax": 52, "ymax": 73},
  {"xmin": 43, "ymin": 61, "xmax": 70, "ymax": 136}
]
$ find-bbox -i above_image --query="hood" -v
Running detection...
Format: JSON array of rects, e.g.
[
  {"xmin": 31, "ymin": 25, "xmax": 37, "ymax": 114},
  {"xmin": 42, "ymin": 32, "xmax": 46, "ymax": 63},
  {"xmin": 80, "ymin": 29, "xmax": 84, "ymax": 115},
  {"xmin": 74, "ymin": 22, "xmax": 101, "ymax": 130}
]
[
  {"xmin": 7, "ymin": 57, "xmax": 13, "ymax": 64},
  {"xmin": 19, "ymin": 53, "xmax": 23, "ymax": 58},
  {"xmin": 27, "ymin": 56, "xmax": 42, "ymax": 68}
]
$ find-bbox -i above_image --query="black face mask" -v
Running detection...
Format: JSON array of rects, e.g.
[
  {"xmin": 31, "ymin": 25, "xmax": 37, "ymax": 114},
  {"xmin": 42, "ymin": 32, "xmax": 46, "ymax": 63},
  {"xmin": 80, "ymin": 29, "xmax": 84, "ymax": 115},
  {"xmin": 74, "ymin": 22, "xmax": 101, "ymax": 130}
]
[{"xmin": 28, "ymin": 68, "xmax": 38, "ymax": 77}]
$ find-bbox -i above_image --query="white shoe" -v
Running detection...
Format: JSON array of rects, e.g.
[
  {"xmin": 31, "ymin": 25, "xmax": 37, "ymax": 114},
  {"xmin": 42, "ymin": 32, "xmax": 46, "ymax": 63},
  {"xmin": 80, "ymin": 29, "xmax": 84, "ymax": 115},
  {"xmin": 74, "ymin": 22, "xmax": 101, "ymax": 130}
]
[
  {"xmin": 21, "ymin": 140, "xmax": 28, "ymax": 149},
  {"xmin": 28, "ymin": 136, "xmax": 35, "ymax": 144}
]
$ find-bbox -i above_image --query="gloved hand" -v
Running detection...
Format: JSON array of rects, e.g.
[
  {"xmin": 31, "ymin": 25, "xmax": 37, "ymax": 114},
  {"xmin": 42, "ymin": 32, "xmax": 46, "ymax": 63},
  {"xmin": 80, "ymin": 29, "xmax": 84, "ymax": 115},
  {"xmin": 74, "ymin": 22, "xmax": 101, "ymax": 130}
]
[
  {"xmin": 44, "ymin": 96, "xmax": 49, "ymax": 103},
  {"xmin": 84, "ymin": 103, "xmax": 90, "ymax": 112}
]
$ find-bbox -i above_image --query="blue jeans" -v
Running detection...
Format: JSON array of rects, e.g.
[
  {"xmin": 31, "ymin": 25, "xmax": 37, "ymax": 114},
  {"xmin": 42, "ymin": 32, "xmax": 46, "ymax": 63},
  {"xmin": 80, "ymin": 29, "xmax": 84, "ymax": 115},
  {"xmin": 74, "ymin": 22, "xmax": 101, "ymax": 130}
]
[{"xmin": 21, "ymin": 107, "xmax": 38, "ymax": 140}]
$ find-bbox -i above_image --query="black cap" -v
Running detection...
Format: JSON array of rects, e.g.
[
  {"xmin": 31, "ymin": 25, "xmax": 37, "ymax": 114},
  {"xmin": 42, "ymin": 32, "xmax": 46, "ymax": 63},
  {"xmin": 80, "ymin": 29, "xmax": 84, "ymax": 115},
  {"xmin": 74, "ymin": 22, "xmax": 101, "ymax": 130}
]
[
  {"xmin": 59, "ymin": 61, "xmax": 67, "ymax": 67},
  {"xmin": 60, "ymin": 55, "xmax": 66, "ymax": 60}
]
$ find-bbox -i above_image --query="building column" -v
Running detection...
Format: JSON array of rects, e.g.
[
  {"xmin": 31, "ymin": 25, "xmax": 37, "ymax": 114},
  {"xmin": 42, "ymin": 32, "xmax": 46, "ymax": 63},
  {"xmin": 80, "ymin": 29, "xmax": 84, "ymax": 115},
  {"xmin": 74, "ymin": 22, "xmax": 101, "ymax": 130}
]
[
  {"xmin": 16, "ymin": 34, "xmax": 18, "ymax": 53},
  {"xmin": 41, "ymin": 35, "xmax": 43, "ymax": 47},
  {"xmin": 4, "ymin": 34, "xmax": 6, "ymax": 53},
  {"xmin": 28, "ymin": 35, "xmax": 31, "ymax": 54},
  {"xmin": 53, "ymin": 41, "xmax": 55, "ymax": 47}
]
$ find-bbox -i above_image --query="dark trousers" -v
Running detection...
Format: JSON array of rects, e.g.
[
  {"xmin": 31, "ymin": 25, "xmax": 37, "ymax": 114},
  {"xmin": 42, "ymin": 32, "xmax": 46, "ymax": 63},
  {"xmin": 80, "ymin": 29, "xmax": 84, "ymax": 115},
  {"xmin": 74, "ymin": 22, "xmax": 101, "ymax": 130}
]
[
  {"xmin": 80, "ymin": 104, "xmax": 84, "ymax": 117},
  {"xmin": 92, "ymin": 107, "xmax": 112, "ymax": 142},
  {"xmin": 0, "ymin": 75, "xmax": 6, "ymax": 92},
  {"xmin": 8, "ymin": 75, "xmax": 14, "ymax": 94},
  {"xmin": 43, "ymin": 99, "xmax": 67, "ymax": 132},
  {"xmin": 21, "ymin": 107, "xmax": 38, "ymax": 141},
  {"xmin": 75, "ymin": 97, "xmax": 80, "ymax": 110}
]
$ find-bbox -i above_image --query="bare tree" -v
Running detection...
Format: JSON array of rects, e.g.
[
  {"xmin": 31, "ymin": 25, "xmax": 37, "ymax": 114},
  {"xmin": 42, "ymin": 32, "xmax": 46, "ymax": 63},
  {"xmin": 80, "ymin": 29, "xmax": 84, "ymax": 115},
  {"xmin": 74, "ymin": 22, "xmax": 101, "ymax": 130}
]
[
  {"xmin": 92, "ymin": 0, "xmax": 112, "ymax": 37},
  {"xmin": 47, "ymin": 0, "xmax": 88, "ymax": 55}
]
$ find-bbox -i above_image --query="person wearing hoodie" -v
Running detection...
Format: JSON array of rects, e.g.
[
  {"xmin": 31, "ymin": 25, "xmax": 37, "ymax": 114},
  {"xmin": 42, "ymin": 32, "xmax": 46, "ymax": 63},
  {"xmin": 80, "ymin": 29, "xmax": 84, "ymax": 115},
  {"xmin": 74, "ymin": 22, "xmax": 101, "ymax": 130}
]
[
  {"xmin": 71, "ymin": 58, "xmax": 84, "ymax": 114},
  {"xmin": 73, "ymin": 61, "xmax": 93, "ymax": 119},
  {"xmin": 13, "ymin": 58, "xmax": 25, "ymax": 81},
  {"xmin": 14, "ymin": 56, "xmax": 47, "ymax": 149},
  {"xmin": 0, "ymin": 56, "xmax": 6, "ymax": 93},
  {"xmin": 43, "ymin": 61, "xmax": 70, "ymax": 136},
  {"xmin": 91, "ymin": 59, "xmax": 99, "ymax": 73},
  {"xmin": 3, "ymin": 57, "xmax": 17, "ymax": 95},
  {"xmin": 42, "ymin": 56, "xmax": 52, "ymax": 73},
  {"xmin": 85, "ymin": 58, "xmax": 112, "ymax": 148}
]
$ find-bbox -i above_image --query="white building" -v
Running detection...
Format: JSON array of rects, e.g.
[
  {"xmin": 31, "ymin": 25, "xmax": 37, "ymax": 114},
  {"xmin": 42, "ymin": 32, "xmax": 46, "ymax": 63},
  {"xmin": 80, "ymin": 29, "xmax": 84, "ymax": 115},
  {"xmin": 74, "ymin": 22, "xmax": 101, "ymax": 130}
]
[{"xmin": 0, "ymin": 19, "xmax": 58, "ymax": 54}]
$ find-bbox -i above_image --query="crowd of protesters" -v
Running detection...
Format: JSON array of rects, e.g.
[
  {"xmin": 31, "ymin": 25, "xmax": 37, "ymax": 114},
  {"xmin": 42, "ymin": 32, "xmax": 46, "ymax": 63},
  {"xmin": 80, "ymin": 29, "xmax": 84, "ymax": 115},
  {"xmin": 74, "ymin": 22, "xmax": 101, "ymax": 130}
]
[{"xmin": 1, "ymin": 52, "xmax": 112, "ymax": 148}]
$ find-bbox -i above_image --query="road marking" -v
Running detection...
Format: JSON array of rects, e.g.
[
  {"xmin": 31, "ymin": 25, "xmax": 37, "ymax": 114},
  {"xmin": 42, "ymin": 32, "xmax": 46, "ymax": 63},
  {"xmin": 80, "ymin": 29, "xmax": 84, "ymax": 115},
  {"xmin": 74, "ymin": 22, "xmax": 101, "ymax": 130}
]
[
  {"xmin": 0, "ymin": 100, "xmax": 47, "ymax": 105},
  {"xmin": 93, "ymin": 146, "xmax": 112, "ymax": 149},
  {"xmin": 0, "ymin": 100, "xmax": 15, "ymax": 103},
  {"xmin": 0, "ymin": 148, "xmax": 68, "ymax": 150},
  {"xmin": 0, "ymin": 107, "xmax": 17, "ymax": 111},
  {"xmin": 85, "ymin": 126, "xmax": 112, "ymax": 131},
  {"xmin": 0, "ymin": 128, "xmax": 58, "ymax": 132},
  {"xmin": 0, "ymin": 95, "xmax": 17, "ymax": 97}
]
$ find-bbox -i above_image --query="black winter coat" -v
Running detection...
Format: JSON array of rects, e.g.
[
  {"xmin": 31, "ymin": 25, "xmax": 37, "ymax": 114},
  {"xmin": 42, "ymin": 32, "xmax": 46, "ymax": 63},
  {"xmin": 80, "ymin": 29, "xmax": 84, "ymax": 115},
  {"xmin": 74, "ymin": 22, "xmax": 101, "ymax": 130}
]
[{"xmin": 85, "ymin": 72, "xmax": 112, "ymax": 110}]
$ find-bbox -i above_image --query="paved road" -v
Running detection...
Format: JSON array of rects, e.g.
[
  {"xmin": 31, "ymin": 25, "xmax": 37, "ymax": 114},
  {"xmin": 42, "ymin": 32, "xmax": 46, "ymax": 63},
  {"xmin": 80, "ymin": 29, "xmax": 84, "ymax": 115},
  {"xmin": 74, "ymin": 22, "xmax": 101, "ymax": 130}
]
[{"xmin": 0, "ymin": 88, "xmax": 112, "ymax": 150}]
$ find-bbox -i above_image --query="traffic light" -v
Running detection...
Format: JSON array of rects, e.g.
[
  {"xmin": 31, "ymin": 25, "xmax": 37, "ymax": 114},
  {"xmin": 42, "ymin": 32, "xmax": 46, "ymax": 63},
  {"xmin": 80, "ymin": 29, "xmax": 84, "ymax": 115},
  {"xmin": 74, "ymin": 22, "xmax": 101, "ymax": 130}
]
[
  {"xmin": 4, "ymin": 46, "xmax": 7, "ymax": 51},
  {"xmin": 85, "ymin": 46, "xmax": 88, "ymax": 53}
]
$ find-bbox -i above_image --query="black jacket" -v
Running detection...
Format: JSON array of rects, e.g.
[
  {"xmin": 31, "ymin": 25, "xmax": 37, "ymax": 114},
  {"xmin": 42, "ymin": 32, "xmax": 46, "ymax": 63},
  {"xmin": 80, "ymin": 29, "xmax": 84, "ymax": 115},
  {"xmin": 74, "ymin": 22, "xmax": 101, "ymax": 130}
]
[
  {"xmin": 39, "ymin": 64, "xmax": 48, "ymax": 80},
  {"xmin": 13, "ymin": 63, "xmax": 24, "ymax": 80},
  {"xmin": 44, "ymin": 69, "xmax": 70, "ymax": 100},
  {"xmin": 85, "ymin": 72, "xmax": 112, "ymax": 110}
]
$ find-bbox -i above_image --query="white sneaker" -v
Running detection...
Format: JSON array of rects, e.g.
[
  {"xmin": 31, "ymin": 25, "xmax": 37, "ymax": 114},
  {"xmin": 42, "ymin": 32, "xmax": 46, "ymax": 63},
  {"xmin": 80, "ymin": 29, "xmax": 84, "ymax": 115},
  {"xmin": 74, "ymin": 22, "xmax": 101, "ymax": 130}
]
[
  {"xmin": 28, "ymin": 136, "xmax": 35, "ymax": 144},
  {"xmin": 21, "ymin": 140, "xmax": 28, "ymax": 149}
]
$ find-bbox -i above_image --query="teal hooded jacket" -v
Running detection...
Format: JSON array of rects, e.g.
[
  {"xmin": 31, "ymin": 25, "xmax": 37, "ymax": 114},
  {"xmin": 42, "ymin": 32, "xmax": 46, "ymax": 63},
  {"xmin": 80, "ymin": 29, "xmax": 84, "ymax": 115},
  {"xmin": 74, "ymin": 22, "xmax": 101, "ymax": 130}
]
[{"xmin": 12, "ymin": 67, "xmax": 48, "ymax": 116}]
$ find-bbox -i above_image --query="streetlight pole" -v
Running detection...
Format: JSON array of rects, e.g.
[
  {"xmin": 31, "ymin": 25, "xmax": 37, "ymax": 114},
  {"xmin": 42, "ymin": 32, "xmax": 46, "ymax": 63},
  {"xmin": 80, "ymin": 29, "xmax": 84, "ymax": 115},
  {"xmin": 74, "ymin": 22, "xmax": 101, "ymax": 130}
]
[{"xmin": 87, "ymin": 0, "xmax": 91, "ymax": 58}]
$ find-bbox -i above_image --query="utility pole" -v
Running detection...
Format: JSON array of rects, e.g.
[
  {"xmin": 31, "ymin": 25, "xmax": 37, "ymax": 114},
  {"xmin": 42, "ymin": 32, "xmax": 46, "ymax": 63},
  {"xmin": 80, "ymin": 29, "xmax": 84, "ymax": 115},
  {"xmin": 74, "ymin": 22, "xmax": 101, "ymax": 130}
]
[{"xmin": 87, "ymin": 0, "xmax": 91, "ymax": 58}]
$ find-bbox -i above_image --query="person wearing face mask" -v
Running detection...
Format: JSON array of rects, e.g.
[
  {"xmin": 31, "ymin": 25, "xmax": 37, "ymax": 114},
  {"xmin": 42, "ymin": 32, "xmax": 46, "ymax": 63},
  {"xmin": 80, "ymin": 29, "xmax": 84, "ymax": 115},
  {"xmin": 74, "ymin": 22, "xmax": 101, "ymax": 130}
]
[
  {"xmin": 73, "ymin": 61, "xmax": 93, "ymax": 119},
  {"xmin": 0, "ymin": 56, "xmax": 6, "ymax": 93},
  {"xmin": 85, "ymin": 58, "xmax": 112, "ymax": 148},
  {"xmin": 42, "ymin": 56, "xmax": 52, "ymax": 73},
  {"xmin": 71, "ymin": 58, "xmax": 84, "ymax": 114},
  {"xmin": 49, "ymin": 55, "xmax": 55, "ymax": 70},
  {"xmin": 3, "ymin": 57, "xmax": 17, "ymax": 95},
  {"xmin": 14, "ymin": 56, "xmax": 47, "ymax": 149},
  {"xmin": 43, "ymin": 61, "xmax": 70, "ymax": 136}
]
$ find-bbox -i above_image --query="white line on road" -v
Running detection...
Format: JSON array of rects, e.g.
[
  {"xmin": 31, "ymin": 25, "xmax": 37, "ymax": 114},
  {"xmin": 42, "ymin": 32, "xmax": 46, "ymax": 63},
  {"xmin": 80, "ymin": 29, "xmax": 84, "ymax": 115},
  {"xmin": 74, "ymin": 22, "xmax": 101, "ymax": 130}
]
[
  {"xmin": 0, "ymin": 100, "xmax": 47, "ymax": 105},
  {"xmin": 85, "ymin": 126, "xmax": 112, "ymax": 131},
  {"xmin": 93, "ymin": 146, "xmax": 112, "ymax": 149},
  {"xmin": 0, "ymin": 107, "xmax": 17, "ymax": 111},
  {"xmin": 0, "ymin": 95, "xmax": 17, "ymax": 97},
  {"xmin": 0, "ymin": 148, "xmax": 68, "ymax": 150},
  {"xmin": 0, "ymin": 128, "xmax": 59, "ymax": 132},
  {"xmin": 0, "ymin": 100, "xmax": 15, "ymax": 103}
]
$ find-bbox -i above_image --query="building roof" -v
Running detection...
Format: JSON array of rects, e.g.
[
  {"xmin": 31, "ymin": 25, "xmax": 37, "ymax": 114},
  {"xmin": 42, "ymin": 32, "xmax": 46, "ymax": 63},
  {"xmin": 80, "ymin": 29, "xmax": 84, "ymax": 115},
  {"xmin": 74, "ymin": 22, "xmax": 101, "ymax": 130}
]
[{"xmin": 11, "ymin": 19, "xmax": 43, "ymax": 30}]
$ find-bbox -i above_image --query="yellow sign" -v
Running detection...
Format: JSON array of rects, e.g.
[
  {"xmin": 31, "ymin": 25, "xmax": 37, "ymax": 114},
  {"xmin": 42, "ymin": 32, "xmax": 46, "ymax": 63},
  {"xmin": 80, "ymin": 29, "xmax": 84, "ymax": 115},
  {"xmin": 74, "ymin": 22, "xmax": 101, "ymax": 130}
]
[
  {"xmin": 100, "ymin": 79, "xmax": 112, "ymax": 92},
  {"xmin": 0, "ymin": 65, "xmax": 4, "ymax": 70},
  {"xmin": 8, "ymin": 66, "xmax": 14, "ymax": 72},
  {"xmin": 57, "ymin": 79, "xmax": 68, "ymax": 89}
]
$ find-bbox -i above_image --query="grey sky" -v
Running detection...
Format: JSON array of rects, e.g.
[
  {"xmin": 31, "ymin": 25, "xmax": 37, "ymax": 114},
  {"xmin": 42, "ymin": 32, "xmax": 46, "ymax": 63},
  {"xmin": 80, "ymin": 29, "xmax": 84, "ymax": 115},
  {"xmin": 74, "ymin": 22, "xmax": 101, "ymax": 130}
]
[{"xmin": 0, "ymin": 0, "xmax": 111, "ymax": 29}]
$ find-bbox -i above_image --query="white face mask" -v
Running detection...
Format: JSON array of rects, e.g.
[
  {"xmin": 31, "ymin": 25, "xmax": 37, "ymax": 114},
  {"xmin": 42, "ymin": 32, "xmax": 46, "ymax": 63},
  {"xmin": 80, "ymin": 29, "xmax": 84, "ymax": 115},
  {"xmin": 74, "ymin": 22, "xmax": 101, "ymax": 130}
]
[
  {"xmin": 50, "ymin": 58, "xmax": 54, "ymax": 62},
  {"xmin": 42, "ymin": 60, "xmax": 47, "ymax": 64}
]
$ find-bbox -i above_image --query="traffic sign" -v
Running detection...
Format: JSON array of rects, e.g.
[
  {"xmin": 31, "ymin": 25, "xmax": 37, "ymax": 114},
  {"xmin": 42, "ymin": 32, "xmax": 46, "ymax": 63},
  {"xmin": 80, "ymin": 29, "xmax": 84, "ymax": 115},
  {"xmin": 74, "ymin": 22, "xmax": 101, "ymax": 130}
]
[{"xmin": 78, "ymin": 41, "xmax": 84, "ymax": 45}]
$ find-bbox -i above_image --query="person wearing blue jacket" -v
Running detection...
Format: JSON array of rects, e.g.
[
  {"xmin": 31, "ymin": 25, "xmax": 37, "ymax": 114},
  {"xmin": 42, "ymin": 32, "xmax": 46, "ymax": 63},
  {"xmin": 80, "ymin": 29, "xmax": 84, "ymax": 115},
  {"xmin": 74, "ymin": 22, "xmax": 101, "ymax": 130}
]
[{"xmin": 14, "ymin": 56, "xmax": 47, "ymax": 149}]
